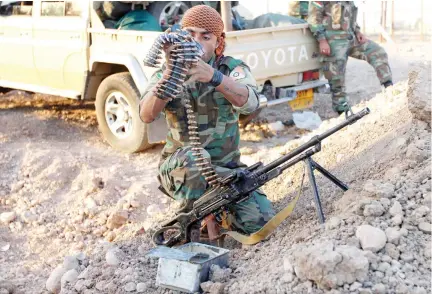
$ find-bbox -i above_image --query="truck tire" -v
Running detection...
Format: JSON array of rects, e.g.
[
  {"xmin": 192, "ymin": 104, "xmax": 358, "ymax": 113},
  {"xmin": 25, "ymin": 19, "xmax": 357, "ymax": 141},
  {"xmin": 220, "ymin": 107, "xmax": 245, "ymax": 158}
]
[
  {"xmin": 147, "ymin": 1, "xmax": 192, "ymax": 31},
  {"xmin": 95, "ymin": 72, "xmax": 150, "ymax": 153}
]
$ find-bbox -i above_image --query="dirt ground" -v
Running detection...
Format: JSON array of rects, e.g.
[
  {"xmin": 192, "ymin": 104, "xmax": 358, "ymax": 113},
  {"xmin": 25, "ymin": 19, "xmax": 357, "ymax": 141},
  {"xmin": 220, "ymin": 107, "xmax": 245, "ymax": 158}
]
[{"xmin": 0, "ymin": 41, "xmax": 430, "ymax": 294}]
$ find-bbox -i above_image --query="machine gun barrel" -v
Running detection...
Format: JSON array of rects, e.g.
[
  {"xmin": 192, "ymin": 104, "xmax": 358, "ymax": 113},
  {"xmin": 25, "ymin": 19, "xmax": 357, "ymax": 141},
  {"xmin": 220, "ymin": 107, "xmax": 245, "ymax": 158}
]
[{"xmin": 256, "ymin": 108, "xmax": 370, "ymax": 175}]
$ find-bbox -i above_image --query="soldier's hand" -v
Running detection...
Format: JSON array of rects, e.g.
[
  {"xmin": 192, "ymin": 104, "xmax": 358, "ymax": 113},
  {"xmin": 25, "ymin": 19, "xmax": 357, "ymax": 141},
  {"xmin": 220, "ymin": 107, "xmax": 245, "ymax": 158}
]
[
  {"xmin": 319, "ymin": 39, "xmax": 331, "ymax": 56},
  {"xmin": 356, "ymin": 32, "xmax": 367, "ymax": 44},
  {"xmin": 187, "ymin": 59, "xmax": 214, "ymax": 84}
]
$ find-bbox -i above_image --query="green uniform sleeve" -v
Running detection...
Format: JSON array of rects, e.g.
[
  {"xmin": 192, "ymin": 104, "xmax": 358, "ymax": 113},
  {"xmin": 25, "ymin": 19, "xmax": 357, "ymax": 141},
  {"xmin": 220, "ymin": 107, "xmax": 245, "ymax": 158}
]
[
  {"xmin": 307, "ymin": 1, "xmax": 327, "ymax": 41},
  {"xmin": 228, "ymin": 65, "xmax": 260, "ymax": 115}
]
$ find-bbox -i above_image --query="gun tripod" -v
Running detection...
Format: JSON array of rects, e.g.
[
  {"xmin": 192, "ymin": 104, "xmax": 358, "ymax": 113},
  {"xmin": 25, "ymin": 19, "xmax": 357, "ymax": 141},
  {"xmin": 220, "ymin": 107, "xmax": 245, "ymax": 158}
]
[{"xmin": 304, "ymin": 155, "xmax": 348, "ymax": 224}]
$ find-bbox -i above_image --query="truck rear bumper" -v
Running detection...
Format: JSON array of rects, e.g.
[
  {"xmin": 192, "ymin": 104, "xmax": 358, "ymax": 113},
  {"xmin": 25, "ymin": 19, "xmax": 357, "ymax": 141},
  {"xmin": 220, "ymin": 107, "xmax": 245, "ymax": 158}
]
[{"xmin": 259, "ymin": 79, "xmax": 329, "ymax": 108}]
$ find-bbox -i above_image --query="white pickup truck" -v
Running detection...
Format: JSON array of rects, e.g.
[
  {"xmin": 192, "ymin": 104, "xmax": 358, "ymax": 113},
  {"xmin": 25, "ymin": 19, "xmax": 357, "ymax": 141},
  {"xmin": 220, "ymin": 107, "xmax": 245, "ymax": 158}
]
[{"xmin": 0, "ymin": 0, "xmax": 327, "ymax": 153}]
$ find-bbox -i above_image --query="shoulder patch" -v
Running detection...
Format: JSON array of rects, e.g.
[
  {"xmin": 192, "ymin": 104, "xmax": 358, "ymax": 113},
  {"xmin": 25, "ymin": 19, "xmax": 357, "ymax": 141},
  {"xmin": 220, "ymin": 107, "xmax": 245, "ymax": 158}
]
[{"xmin": 229, "ymin": 67, "xmax": 247, "ymax": 80}]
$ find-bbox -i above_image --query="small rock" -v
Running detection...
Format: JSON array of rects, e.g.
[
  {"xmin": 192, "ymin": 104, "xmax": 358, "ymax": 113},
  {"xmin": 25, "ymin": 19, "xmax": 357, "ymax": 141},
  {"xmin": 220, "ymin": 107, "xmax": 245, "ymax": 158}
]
[
  {"xmin": 325, "ymin": 217, "xmax": 341, "ymax": 230},
  {"xmin": 136, "ymin": 283, "xmax": 147, "ymax": 293},
  {"xmin": 413, "ymin": 206, "xmax": 430, "ymax": 218},
  {"xmin": 381, "ymin": 255, "xmax": 392, "ymax": 263},
  {"xmin": 363, "ymin": 201, "xmax": 385, "ymax": 217},
  {"xmin": 392, "ymin": 214, "xmax": 403, "ymax": 226},
  {"xmin": 63, "ymin": 256, "xmax": 79, "ymax": 270},
  {"xmin": 380, "ymin": 198, "xmax": 391, "ymax": 208},
  {"xmin": 377, "ymin": 262, "xmax": 391, "ymax": 272},
  {"xmin": 372, "ymin": 283, "xmax": 386, "ymax": 294},
  {"xmin": 350, "ymin": 282, "xmax": 362, "ymax": 291},
  {"xmin": 210, "ymin": 265, "xmax": 232, "ymax": 283},
  {"xmin": 395, "ymin": 283, "xmax": 409, "ymax": 294},
  {"xmin": 418, "ymin": 222, "xmax": 432, "ymax": 234},
  {"xmin": 399, "ymin": 227, "xmax": 408, "ymax": 236},
  {"xmin": 105, "ymin": 231, "xmax": 116, "ymax": 242},
  {"xmin": 385, "ymin": 227, "xmax": 402, "ymax": 245},
  {"xmin": 0, "ymin": 211, "xmax": 16, "ymax": 224},
  {"xmin": 106, "ymin": 210, "xmax": 128, "ymax": 229},
  {"xmin": 400, "ymin": 252, "xmax": 414, "ymax": 262},
  {"xmin": 356, "ymin": 225, "xmax": 387, "ymax": 252},
  {"xmin": 106, "ymin": 248, "xmax": 122, "ymax": 266},
  {"xmin": 200, "ymin": 281, "xmax": 225, "ymax": 294},
  {"xmin": 46, "ymin": 266, "xmax": 67, "ymax": 294},
  {"xmin": 124, "ymin": 282, "xmax": 136, "ymax": 292},
  {"xmin": 60, "ymin": 269, "xmax": 78, "ymax": 287},
  {"xmin": 390, "ymin": 201, "xmax": 403, "ymax": 216}
]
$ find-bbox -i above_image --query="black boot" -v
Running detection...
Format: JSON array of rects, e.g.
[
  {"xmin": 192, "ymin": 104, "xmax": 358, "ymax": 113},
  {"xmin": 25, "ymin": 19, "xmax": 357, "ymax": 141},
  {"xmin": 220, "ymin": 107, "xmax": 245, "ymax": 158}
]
[{"xmin": 382, "ymin": 80, "xmax": 393, "ymax": 88}]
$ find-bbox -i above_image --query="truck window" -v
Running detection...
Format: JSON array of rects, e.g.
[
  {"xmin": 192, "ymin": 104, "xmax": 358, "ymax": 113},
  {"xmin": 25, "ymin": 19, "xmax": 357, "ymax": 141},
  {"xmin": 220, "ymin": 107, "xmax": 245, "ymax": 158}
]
[
  {"xmin": 0, "ymin": 1, "xmax": 33, "ymax": 16},
  {"xmin": 40, "ymin": 1, "xmax": 81, "ymax": 17}
]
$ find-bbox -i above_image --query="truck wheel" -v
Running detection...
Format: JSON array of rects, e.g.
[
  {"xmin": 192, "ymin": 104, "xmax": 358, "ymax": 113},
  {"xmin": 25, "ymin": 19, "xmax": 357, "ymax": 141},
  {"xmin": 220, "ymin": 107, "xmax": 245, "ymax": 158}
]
[
  {"xmin": 147, "ymin": 1, "xmax": 192, "ymax": 31},
  {"xmin": 95, "ymin": 72, "xmax": 150, "ymax": 153}
]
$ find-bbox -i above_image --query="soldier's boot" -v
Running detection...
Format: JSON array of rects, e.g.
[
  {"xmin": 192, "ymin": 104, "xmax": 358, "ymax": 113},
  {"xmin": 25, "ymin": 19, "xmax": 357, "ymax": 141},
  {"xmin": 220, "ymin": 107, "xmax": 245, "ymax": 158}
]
[
  {"xmin": 332, "ymin": 98, "xmax": 351, "ymax": 115},
  {"xmin": 382, "ymin": 80, "xmax": 393, "ymax": 88}
]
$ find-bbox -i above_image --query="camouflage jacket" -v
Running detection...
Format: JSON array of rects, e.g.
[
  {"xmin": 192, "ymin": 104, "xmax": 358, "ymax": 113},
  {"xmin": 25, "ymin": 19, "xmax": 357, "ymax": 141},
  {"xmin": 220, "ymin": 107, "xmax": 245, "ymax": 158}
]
[
  {"xmin": 288, "ymin": 1, "xmax": 310, "ymax": 18},
  {"xmin": 141, "ymin": 55, "xmax": 260, "ymax": 168},
  {"xmin": 308, "ymin": 1, "xmax": 361, "ymax": 41}
]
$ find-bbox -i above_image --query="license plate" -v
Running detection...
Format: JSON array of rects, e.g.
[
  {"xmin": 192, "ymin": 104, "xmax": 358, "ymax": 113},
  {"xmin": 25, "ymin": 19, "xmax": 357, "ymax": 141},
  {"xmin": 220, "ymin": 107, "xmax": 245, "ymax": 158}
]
[{"xmin": 288, "ymin": 89, "xmax": 314, "ymax": 111}]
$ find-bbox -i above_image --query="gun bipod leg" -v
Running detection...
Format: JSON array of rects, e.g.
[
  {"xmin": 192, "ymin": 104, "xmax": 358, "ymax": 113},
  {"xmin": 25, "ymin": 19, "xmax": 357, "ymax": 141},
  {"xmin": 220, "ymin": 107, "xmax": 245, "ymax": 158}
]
[
  {"xmin": 305, "ymin": 157, "xmax": 326, "ymax": 224},
  {"xmin": 310, "ymin": 159, "xmax": 348, "ymax": 191}
]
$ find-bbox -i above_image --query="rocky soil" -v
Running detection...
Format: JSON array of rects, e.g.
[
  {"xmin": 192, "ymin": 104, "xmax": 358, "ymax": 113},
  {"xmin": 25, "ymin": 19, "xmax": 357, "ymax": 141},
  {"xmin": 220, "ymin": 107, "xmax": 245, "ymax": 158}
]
[{"xmin": 0, "ymin": 42, "xmax": 430, "ymax": 294}]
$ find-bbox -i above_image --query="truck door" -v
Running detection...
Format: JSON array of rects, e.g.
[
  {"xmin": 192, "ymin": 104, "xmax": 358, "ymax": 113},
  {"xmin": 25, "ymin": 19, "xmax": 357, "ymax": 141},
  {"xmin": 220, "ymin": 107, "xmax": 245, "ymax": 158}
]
[
  {"xmin": 0, "ymin": 1, "xmax": 38, "ymax": 86},
  {"xmin": 32, "ymin": 0, "xmax": 88, "ymax": 96}
]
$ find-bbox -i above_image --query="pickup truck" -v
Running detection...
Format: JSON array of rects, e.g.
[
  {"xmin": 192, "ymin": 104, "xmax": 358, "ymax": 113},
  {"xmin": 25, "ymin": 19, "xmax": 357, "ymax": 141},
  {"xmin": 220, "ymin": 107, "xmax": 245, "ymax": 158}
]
[{"xmin": 0, "ymin": 0, "xmax": 328, "ymax": 153}]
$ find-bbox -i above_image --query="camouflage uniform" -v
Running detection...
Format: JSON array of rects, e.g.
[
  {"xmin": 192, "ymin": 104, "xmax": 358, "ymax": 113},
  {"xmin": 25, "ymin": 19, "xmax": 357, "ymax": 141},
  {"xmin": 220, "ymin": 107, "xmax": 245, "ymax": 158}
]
[
  {"xmin": 141, "ymin": 56, "xmax": 275, "ymax": 234},
  {"xmin": 308, "ymin": 1, "xmax": 393, "ymax": 112},
  {"xmin": 288, "ymin": 1, "xmax": 310, "ymax": 20}
]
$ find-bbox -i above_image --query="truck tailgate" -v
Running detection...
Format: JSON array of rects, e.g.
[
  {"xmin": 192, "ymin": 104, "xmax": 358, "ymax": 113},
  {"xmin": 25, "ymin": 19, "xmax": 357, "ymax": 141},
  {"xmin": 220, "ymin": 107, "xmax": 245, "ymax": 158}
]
[{"xmin": 224, "ymin": 24, "xmax": 321, "ymax": 87}]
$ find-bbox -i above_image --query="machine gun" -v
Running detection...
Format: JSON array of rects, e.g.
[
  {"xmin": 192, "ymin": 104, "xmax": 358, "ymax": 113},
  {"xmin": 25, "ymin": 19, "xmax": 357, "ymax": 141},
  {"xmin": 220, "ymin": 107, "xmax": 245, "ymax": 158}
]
[{"xmin": 152, "ymin": 108, "xmax": 370, "ymax": 247}]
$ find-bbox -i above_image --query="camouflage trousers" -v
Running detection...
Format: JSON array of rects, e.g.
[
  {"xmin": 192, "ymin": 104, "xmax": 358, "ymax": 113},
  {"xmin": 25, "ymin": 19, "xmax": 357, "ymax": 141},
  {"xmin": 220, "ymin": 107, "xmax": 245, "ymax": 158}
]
[
  {"xmin": 323, "ymin": 36, "xmax": 392, "ymax": 112},
  {"xmin": 158, "ymin": 146, "xmax": 275, "ymax": 234}
]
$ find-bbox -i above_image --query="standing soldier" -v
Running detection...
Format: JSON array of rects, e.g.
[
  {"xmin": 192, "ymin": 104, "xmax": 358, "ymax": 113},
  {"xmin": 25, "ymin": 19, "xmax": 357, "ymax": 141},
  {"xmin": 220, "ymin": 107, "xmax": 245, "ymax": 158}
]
[
  {"xmin": 308, "ymin": 1, "xmax": 393, "ymax": 114},
  {"xmin": 288, "ymin": 1, "xmax": 310, "ymax": 20}
]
